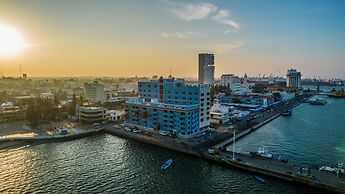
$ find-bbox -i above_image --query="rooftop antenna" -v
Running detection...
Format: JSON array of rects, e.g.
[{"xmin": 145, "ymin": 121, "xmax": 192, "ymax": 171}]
[
  {"xmin": 169, "ymin": 65, "xmax": 172, "ymax": 75},
  {"xmin": 19, "ymin": 64, "xmax": 22, "ymax": 78}
]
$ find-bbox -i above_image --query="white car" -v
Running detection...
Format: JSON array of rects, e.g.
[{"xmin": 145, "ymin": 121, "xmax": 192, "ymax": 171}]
[
  {"xmin": 124, "ymin": 127, "xmax": 131, "ymax": 132},
  {"xmin": 114, "ymin": 125, "xmax": 120, "ymax": 129},
  {"xmin": 158, "ymin": 131, "xmax": 169, "ymax": 136}
]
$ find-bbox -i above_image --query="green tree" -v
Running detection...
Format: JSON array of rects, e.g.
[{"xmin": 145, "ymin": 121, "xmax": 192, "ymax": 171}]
[
  {"xmin": 252, "ymin": 84, "xmax": 268, "ymax": 93},
  {"xmin": 68, "ymin": 94, "xmax": 77, "ymax": 116},
  {"xmin": 133, "ymin": 111, "xmax": 141, "ymax": 125},
  {"xmin": 142, "ymin": 110, "xmax": 150, "ymax": 129}
]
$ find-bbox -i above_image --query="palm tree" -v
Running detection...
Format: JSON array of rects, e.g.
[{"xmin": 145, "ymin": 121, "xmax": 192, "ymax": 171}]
[
  {"xmin": 133, "ymin": 110, "xmax": 141, "ymax": 126},
  {"xmin": 141, "ymin": 110, "xmax": 150, "ymax": 129}
]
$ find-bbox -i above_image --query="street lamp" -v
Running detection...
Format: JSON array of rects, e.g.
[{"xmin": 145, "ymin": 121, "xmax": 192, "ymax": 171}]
[{"xmin": 232, "ymin": 130, "xmax": 236, "ymax": 160}]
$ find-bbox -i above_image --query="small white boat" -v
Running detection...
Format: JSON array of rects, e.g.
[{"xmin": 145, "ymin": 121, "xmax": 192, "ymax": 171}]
[
  {"xmin": 250, "ymin": 145, "xmax": 273, "ymax": 159},
  {"xmin": 161, "ymin": 159, "xmax": 173, "ymax": 170},
  {"xmin": 308, "ymin": 98, "xmax": 327, "ymax": 105}
]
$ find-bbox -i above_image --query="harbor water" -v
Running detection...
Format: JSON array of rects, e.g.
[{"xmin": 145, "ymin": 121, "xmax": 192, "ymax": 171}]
[{"xmin": 0, "ymin": 96, "xmax": 344, "ymax": 193}]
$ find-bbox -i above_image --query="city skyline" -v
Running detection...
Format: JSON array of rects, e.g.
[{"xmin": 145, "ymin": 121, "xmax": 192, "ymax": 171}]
[{"xmin": 0, "ymin": 0, "xmax": 345, "ymax": 79}]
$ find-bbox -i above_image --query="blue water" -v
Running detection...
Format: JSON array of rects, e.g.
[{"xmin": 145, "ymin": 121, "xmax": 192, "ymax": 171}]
[{"xmin": 229, "ymin": 96, "xmax": 345, "ymax": 166}]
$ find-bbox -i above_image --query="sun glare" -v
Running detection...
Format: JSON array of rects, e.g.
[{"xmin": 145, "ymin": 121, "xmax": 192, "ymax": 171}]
[{"xmin": 0, "ymin": 23, "xmax": 26, "ymax": 57}]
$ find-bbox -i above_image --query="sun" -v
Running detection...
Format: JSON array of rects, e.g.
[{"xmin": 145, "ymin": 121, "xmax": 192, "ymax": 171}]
[{"xmin": 0, "ymin": 23, "xmax": 27, "ymax": 57}]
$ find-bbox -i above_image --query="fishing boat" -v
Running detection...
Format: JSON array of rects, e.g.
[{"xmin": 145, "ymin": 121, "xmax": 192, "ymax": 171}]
[
  {"xmin": 250, "ymin": 145, "xmax": 273, "ymax": 159},
  {"xmin": 161, "ymin": 159, "xmax": 173, "ymax": 170},
  {"xmin": 281, "ymin": 109, "xmax": 292, "ymax": 116},
  {"xmin": 255, "ymin": 176, "xmax": 266, "ymax": 183},
  {"xmin": 328, "ymin": 91, "xmax": 345, "ymax": 98}
]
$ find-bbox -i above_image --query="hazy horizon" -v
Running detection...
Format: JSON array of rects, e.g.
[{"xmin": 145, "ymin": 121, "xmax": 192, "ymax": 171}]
[{"xmin": 0, "ymin": 0, "xmax": 344, "ymax": 79}]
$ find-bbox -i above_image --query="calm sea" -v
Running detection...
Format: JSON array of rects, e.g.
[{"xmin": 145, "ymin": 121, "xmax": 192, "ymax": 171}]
[{"xmin": 0, "ymin": 95, "xmax": 344, "ymax": 193}]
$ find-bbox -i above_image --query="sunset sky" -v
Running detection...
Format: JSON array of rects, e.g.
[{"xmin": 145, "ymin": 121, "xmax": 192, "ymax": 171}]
[{"xmin": 0, "ymin": 0, "xmax": 344, "ymax": 78}]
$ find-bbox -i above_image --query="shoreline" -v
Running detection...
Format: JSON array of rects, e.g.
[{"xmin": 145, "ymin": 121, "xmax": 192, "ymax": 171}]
[{"xmin": 1, "ymin": 95, "xmax": 344, "ymax": 193}]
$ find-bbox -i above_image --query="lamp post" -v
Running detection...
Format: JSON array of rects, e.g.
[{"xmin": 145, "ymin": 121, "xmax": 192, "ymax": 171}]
[{"xmin": 232, "ymin": 130, "xmax": 236, "ymax": 160}]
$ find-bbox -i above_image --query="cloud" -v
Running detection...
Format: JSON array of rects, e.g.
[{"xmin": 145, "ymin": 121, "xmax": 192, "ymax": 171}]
[
  {"xmin": 170, "ymin": 2, "xmax": 218, "ymax": 21},
  {"xmin": 219, "ymin": 19, "xmax": 240, "ymax": 30},
  {"xmin": 159, "ymin": 1, "xmax": 240, "ymax": 33},
  {"xmin": 212, "ymin": 9, "xmax": 240, "ymax": 30},
  {"xmin": 207, "ymin": 42, "xmax": 243, "ymax": 53},
  {"xmin": 161, "ymin": 31, "xmax": 207, "ymax": 38},
  {"xmin": 212, "ymin": 9, "xmax": 230, "ymax": 21}
]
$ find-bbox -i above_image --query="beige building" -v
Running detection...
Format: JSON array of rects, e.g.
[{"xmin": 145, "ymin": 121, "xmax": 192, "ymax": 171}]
[
  {"xmin": 76, "ymin": 106, "xmax": 106, "ymax": 123},
  {"xmin": 84, "ymin": 81, "xmax": 106, "ymax": 102}
]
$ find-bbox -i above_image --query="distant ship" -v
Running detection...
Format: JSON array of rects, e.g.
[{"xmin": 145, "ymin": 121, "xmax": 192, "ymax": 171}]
[
  {"xmin": 308, "ymin": 98, "xmax": 327, "ymax": 105},
  {"xmin": 328, "ymin": 91, "xmax": 345, "ymax": 98}
]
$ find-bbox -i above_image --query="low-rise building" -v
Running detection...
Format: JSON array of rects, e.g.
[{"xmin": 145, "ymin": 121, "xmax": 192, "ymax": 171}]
[
  {"xmin": 220, "ymin": 74, "xmax": 240, "ymax": 87},
  {"xmin": 210, "ymin": 99, "xmax": 230, "ymax": 124},
  {"xmin": 106, "ymin": 110, "xmax": 126, "ymax": 121},
  {"xmin": 0, "ymin": 102, "xmax": 24, "ymax": 122},
  {"xmin": 76, "ymin": 106, "xmax": 106, "ymax": 123},
  {"xmin": 40, "ymin": 92, "xmax": 53, "ymax": 99}
]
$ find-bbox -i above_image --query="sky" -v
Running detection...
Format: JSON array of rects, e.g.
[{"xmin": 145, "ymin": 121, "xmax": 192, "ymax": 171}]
[{"xmin": 0, "ymin": 0, "xmax": 344, "ymax": 79}]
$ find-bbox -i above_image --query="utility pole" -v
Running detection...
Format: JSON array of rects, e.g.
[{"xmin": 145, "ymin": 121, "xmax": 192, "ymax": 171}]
[{"xmin": 232, "ymin": 130, "xmax": 236, "ymax": 160}]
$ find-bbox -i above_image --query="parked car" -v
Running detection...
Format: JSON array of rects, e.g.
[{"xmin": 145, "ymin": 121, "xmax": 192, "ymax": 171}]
[
  {"xmin": 169, "ymin": 133, "xmax": 177, "ymax": 138},
  {"xmin": 124, "ymin": 127, "xmax": 131, "ymax": 132},
  {"xmin": 144, "ymin": 131, "xmax": 151, "ymax": 136},
  {"xmin": 113, "ymin": 125, "xmax": 120, "ymax": 129},
  {"xmin": 133, "ymin": 129, "xmax": 142, "ymax": 133},
  {"xmin": 159, "ymin": 131, "xmax": 169, "ymax": 136}
]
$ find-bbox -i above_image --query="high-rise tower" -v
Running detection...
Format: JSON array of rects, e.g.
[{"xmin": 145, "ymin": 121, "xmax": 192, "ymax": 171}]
[{"xmin": 198, "ymin": 53, "xmax": 215, "ymax": 85}]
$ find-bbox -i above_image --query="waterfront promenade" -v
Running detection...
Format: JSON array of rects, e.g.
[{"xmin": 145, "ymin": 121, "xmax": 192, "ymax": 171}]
[
  {"xmin": 210, "ymin": 151, "xmax": 345, "ymax": 193},
  {"xmin": 0, "ymin": 128, "xmax": 105, "ymax": 149},
  {"xmin": 103, "ymin": 123, "xmax": 345, "ymax": 193}
]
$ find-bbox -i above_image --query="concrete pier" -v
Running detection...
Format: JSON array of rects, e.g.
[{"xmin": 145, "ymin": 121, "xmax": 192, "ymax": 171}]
[{"xmin": 207, "ymin": 151, "xmax": 345, "ymax": 194}]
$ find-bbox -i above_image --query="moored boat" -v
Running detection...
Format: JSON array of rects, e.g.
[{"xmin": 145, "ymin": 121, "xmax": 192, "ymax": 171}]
[
  {"xmin": 281, "ymin": 109, "xmax": 292, "ymax": 116},
  {"xmin": 161, "ymin": 159, "xmax": 173, "ymax": 170},
  {"xmin": 328, "ymin": 91, "xmax": 345, "ymax": 98},
  {"xmin": 308, "ymin": 98, "xmax": 327, "ymax": 105},
  {"xmin": 250, "ymin": 145, "xmax": 273, "ymax": 159},
  {"xmin": 255, "ymin": 176, "xmax": 266, "ymax": 183}
]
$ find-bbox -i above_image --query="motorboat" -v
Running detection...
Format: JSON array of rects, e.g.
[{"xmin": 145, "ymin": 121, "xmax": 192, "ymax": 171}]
[
  {"xmin": 281, "ymin": 109, "xmax": 292, "ymax": 116},
  {"xmin": 250, "ymin": 145, "xmax": 273, "ymax": 159},
  {"xmin": 161, "ymin": 159, "xmax": 173, "ymax": 170},
  {"xmin": 308, "ymin": 98, "xmax": 327, "ymax": 105},
  {"xmin": 255, "ymin": 176, "xmax": 266, "ymax": 183}
]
